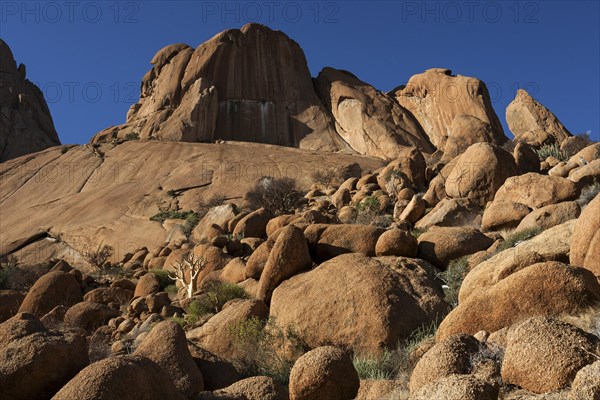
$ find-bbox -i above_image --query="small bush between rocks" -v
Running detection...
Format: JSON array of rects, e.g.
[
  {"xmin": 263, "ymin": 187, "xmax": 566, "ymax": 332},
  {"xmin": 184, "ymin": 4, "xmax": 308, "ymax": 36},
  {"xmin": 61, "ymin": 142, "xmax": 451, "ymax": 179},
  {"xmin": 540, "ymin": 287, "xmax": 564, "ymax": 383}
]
[
  {"xmin": 535, "ymin": 143, "xmax": 566, "ymax": 161},
  {"xmin": 577, "ymin": 182, "xmax": 600, "ymax": 208},
  {"xmin": 148, "ymin": 269, "xmax": 172, "ymax": 290},
  {"xmin": 310, "ymin": 166, "xmax": 340, "ymax": 189},
  {"xmin": 184, "ymin": 282, "xmax": 248, "ymax": 325},
  {"xmin": 436, "ymin": 257, "xmax": 469, "ymax": 308},
  {"xmin": 245, "ymin": 176, "xmax": 302, "ymax": 216},
  {"xmin": 497, "ymin": 227, "xmax": 543, "ymax": 253},
  {"xmin": 410, "ymin": 227, "xmax": 428, "ymax": 239},
  {"xmin": 124, "ymin": 132, "xmax": 139, "ymax": 141},
  {"xmin": 228, "ymin": 317, "xmax": 308, "ymax": 385}
]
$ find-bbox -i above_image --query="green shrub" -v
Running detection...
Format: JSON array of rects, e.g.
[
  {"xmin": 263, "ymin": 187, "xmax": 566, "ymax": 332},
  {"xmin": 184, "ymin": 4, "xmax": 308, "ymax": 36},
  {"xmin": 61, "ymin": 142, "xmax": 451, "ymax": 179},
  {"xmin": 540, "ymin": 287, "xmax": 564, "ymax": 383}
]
[
  {"xmin": 228, "ymin": 317, "xmax": 308, "ymax": 385},
  {"xmin": 150, "ymin": 210, "xmax": 198, "ymax": 223},
  {"xmin": 124, "ymin": 132, "xmax": 140, "ymax": 141},
  {"xmin": 310, "ymin": 167, "xmax": 340, "ymax": 189},
  {"xmin": 165, "ymin": 284, "xmax": 179, "ymax": 296},
  {"xmin": 410, "ymin": 227, "xmax": 428, "ymax": 239},
  {"xmin": 535, "ymin": 143, "xmax": 566, "ymax": 161},
  {"xmin": 245, "ymin": 176, "xmax": 302, "ymax": 216},
  {"xmin": 436, "ymin": 257, "xmax": 469, "ymax": 308},
  {"xmin": 184, "ymin": 282, "xmax": 248, "ymax": 324},
  {"xmin": 357, "ymin": 195, "xmax": 380, "ymax": 214},
  {"xmin": 148, "ymin": 269, "xmax": 172, "ymax": 290},
  {"xmin": 84, "ymin": 245, "xmax": 116, "ymax": 276},
  {"xmin": 171, "ymin": 316, "xmax": 186, "ymax": 327},
  {"xmin": 353, "ymin": 345, "xmax": 407, "ymax": 380},
  {"xmin": 497, "ymin": 227, "xmax": 542, "ymax": 253}
]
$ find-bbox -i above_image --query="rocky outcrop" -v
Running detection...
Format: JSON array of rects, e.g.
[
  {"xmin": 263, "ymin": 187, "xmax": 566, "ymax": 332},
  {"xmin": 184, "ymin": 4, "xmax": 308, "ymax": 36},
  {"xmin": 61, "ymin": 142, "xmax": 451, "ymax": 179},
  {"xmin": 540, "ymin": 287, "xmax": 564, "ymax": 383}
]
[
  {"xmin": 394, "ymin": 68, "xmax": 506, "ymax": 149},
  {"xmin": 506, "ymin": 89, "xmax": 572, "ymax": 145},
  {"xmin": 0, "ymin": 39, "xmax": 60, "ymax": 162},
  {"xmin": 269, "ymin": 253, "xmax": 447, "ymax": 355},
  {"xmin": 315, "ymin": 67, "xmax": 434, "ymax": 158},
  {"xmin": 91, "ymin": 24, "xmax": 348, "ymax": 153}
]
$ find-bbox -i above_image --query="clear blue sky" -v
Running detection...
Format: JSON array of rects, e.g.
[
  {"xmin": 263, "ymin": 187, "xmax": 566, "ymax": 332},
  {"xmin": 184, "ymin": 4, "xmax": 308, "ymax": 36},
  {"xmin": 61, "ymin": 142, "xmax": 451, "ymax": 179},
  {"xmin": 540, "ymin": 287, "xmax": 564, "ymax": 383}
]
[{"xmin": 2, "ymin": 0, "xmax": 599, "ymax": 145}]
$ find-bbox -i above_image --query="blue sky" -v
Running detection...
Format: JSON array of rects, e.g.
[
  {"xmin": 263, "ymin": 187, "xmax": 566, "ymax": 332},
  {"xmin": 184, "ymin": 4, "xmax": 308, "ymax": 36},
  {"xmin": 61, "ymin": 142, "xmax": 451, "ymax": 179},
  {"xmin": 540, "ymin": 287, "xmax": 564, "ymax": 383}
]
[{"xmin": 1, "ymin": 0, "xmax": 599, "ymax": 145}]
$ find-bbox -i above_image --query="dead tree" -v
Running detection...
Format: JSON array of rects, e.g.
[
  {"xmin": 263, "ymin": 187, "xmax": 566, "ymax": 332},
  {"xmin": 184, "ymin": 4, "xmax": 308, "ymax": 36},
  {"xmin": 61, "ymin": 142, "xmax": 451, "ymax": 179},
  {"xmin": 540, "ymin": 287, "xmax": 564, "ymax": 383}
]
[{"xmin": 169, "ymin": 252, "xmax": 206, "ymax": 298}]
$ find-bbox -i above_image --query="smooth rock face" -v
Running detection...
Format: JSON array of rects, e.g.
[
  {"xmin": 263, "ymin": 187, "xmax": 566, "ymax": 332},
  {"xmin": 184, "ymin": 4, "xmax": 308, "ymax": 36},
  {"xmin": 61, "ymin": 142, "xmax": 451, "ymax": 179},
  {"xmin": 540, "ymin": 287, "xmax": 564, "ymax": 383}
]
[
  {"xmin": 92, "ymin": 24, "xmax": 348, "ymax": 153},
  {"xmin": 410, "ymin": 374, "xmax": 499, "ymax": 400},
  {"xmin": 395, "ymin": 68, "xmax": 506, "ymax": 149},
  {"xmin": 417, "ymin": 227, "xmax": 494, "ymax": 268},
  {"xmin": 315, "ymin": 67, "xmax": 434, "ymax": 158},
  {"xmin": 501, "ymin": 317, "xmax": 600, "ymax": 393},
  {"xmin": 289, "ymin": 346, "xmax": 360, "ymax": 400},
  {"xmin": 493, "ymin": 172, "xmax": 580, "ymax": 209},
  {"xmin": 270, "ymin": 254, "xmax": 447, "ymax": 355},
  {"xmin": 442, "ymin": 114, "xmax": 505, "ymax": 162},
  {"xmin": 0, "ymin": 39, "xmax": 60, "ymax": 162},
  {"xmin": 0, "ymin": 141, "xmax": 383, "ymax": 270},
  {"xmin": 506, "ymin": 89, "xmax": 572, "ymax": 145},
  {"xmin": 570, "ymin": 194, "xmax": 600, "ymax": 275}
]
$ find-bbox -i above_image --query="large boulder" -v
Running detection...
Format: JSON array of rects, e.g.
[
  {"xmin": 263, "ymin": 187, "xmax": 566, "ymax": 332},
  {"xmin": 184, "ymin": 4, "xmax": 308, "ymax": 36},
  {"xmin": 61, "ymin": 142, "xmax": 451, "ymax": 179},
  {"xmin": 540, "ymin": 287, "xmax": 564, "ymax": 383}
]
[
  {"xmin": 315, "ymin": 67, "xmax": 434, "ymax": 159},
  {"xmin": 395, "ymin": 68, "xmax": 506, "ymax": 150},
  {"xmin": 570, "ymin": 194, "xmax": 600, "ymax": 275},
  {"xmin": 513, "ymin": 141, "xmax": 540, "ymax": 173},
  {"xmin": 377, "ymin": 147, "xmax": 428, "ymax": 192},
  {"xmin": 233, "ymin": 208, "xmax": 272, "ymax": 239},
  {"xmin": 442, "ymin": 114, "xmax": 505, "ymax": 162},
  {"xmin": 289, "ymin": 346, "xmax": 360, "ymax": 400},
  {"xmin": 514, "ymin": 201, "xmax": 580, "ymax": 232},
  {"xmin": 63, "ymin": 302, "xmax": 120, "ymax": 332},
  {"xmin": 410, "ymin": 374, "xmax": 498, "ymax": 400},
  {"xmin": 460, "ymin": 221, "xmax": 576, "ymax": 302},
  {"xmin": 135, "ymin": 320, "xmax": 204, "ymax": 397},
  {"xmin": 91, "ymin": 24, "xmax": 347, "ymax": 153},
  {"xmin": 52, "ymin": 355, "xmax": 186, "ymax": 400},
  {"xmin": 375, "ymin": 228, "xmax": 418, "ymax": 257},
  {"xmin": 270, "ymin": 254, "xmax": 447, "ymax": 355},
  {"xmin": 303, "ymin": 224, "xmax": 385, "ymax": 261},
  {"xmin": 409, "ymin": 334, "xmax": 480, "ymax": 393},
  {"xmin": 187, "ymin": 299, "xmax": 268, "ymax": 362},
  {"xmin": 188, "ymin": 343, "xmax": 241, "ymax": 390},
  {"xmin": 415, "ymin": 198, "xmax": 483, "ymax": 229},
  {"xmin": 506, "ymin": 89, "xmax": 572, "ymax": 145},
  {"xmin": 417, "ymin": 227, "xmax": 493, "ymax": 268},
  {"xmin": 0, "ymin": 39, "xmax": 60, "ymax": 162},
  {"xmin": 501, "ymin": 317, "xmax": 600, "ymax": 393},
  {"xmin": 438, "ymin": 262, "xmax": 600, "ymax": 339},
  {"xmin": 18, "ymin": 271, "xmax": 83, "ymax": 317},
  {"xmin": 444, "ymin": 143, "xmax": 519, "ymax": 206},
  {"xmin": 493, "ymin": 173, "xmax": 579, "ymax": 209},
  {"xmin": 0, "ymin": 313, "xmax": 88, "ymax": 400},
  {"xmin": 481, "ymin": 201, "xmax": 531, "ymax": 231},
  {"xmin": 256, "ymin": 225, "xmax": 312, "ymax": 303},
  {"xmin": 83, "ymin": 286, "xmax": 133, "ymax": 307}
]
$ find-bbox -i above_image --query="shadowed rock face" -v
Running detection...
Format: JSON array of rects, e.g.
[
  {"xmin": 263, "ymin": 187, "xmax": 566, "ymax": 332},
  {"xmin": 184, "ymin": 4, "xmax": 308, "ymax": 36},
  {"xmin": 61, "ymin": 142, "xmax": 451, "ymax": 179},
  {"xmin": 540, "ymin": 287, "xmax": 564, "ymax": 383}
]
[
  {"xmin": 92, "ymin": 23, "xmax": 348, "ymax": 152},
  {"xmin": 0, "ymin": 39, "xmax": 60, "ymax": 162}
]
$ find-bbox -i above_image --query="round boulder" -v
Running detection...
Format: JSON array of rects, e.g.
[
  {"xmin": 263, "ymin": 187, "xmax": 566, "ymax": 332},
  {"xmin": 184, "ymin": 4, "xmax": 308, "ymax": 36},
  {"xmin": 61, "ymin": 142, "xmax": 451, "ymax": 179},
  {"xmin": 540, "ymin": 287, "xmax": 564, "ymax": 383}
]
[
  {"xmin": 417, "ymin": 227, "xmax": 494, "ymax": 268},
  {"xmin": 375, "ymin": 228, "xmax": 418, "ymax": 257},
  {"xmin": 18, "ymin": 271, "xmax": 82, "ymax": 317},
  {"xmin": 289, "ymin": 346, "xmax": 359, "ymax": 400}
]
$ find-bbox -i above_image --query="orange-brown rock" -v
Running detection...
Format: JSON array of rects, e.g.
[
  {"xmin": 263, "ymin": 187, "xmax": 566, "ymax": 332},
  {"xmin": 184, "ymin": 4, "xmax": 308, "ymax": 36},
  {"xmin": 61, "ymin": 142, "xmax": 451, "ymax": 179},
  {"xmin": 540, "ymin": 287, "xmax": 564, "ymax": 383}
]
[
  {"xmin": 441, "ymin": 114, "xmax": 506, "ymax": 162},
  {"xmin": 0, "ymin": 141, "xmax": 384, "ymax": 271},
  {"xmin": 0, "ymin": 290, "xmax": 25, "ymax": 322},
  {"xmin": 303, "ymin": 224, "xmax": 385, "ymax": 261},
  {"xmin": 444, "ymin": 143, "xmax": 519, "ymax": 207},
  {"xmin": 501, "ymin": 317, "xmax": 600, "ymax": 393},
  {"xmin": 570, "ymin": 194, "xmax": 600, "ymax": 275},
  {"xmin": 256, "ymin": 225, "xmax": 311, "ymax": 303},
  {"xmin": 506, "ymin": 89, "xmax": 572, "ymax": 145},
  {"xmin": 18, "ymin": 271, "xmax": 82, "ymax": 317},
  {"xmin": 315, "ymin": 67, "xmax": 434, "ymax": 159},
  {"xmin": 417, "ymin": 227, "xmax": 493, "ymax": 268},
  {"xmin": 493, "ymin": 172, "xmax": 579, "ymax": 209},
  {"xmin": 91, "ymin": 24, "xmax": 349, "ymax": 153},
  {"xmin": 481, "ymin": 201, "xmax": 531, "ymax": 231},
  {"xmin": 0, "ymin": 39, "xmax": 60, "ymax": 162},
  {"xmin": 410, "ymin": 374, "xmax": 498, "ymax": 400},
  {"xmin": 437, "ymin": 261, "xmax": 600, "ymax": 340},
  {"xmin": 513, "ymin": 141, "xmax": 540, "ymax": 173},
  {"xmin": 270, "ymin": 254, "xmax": 447, "ymax": 355},
  {"xmin": 52, "ymin": 355, "xmax": 186, "ymax": 400},
  {"xmin": 135, "ymin": 320, "xmax": 204, "ymax": 397},
  {"xmin": 415, "ymin": 198, "xmax": 483, "ymax": 229},
  {"xmin": 289, "ymin": 346, "xmax": 359, "ymax": 400},
  {"xmin": 395, "ymin": 68, "xmax": 506, "ymax": 149},
  {"xmin": 375, "ymin": 228, "xmax": 418, "ymax": 257},
  {"xmin": 214, "ymin": 376, "xmax": 288, "ymax": 400},
  {"xmin": 514, "ymin": 201, "xmax": 580, "ymax": 232}
]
